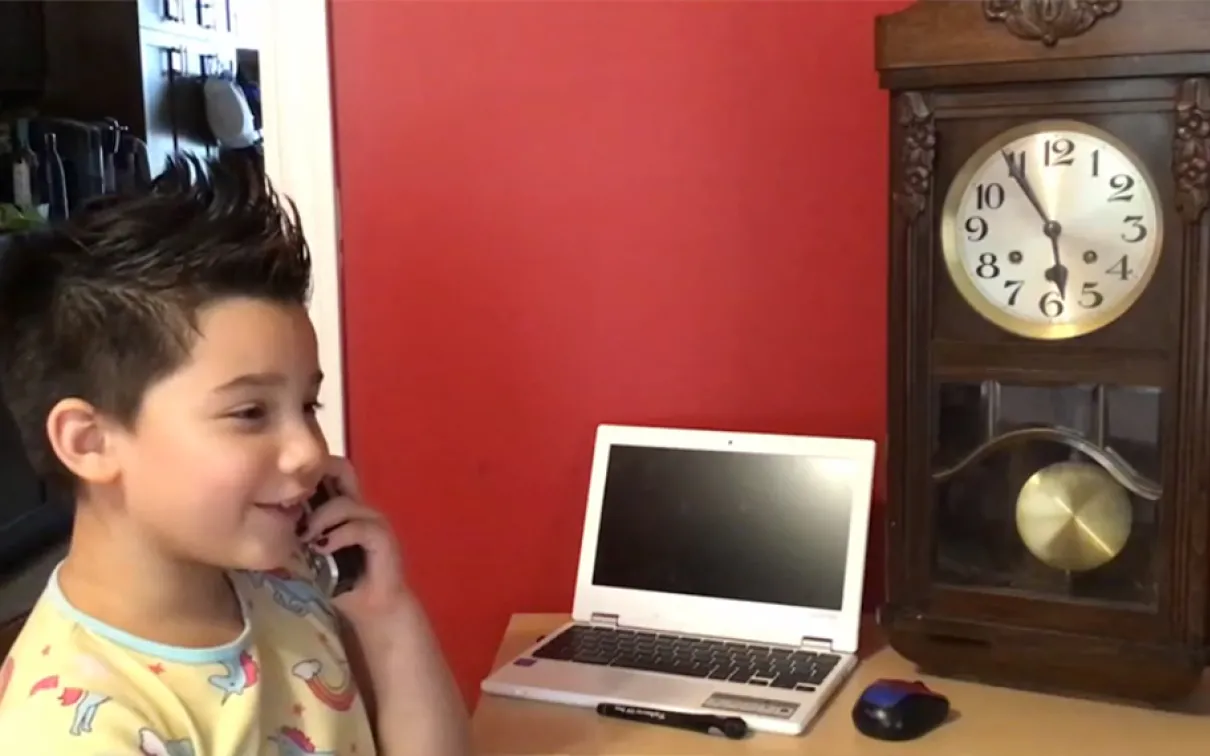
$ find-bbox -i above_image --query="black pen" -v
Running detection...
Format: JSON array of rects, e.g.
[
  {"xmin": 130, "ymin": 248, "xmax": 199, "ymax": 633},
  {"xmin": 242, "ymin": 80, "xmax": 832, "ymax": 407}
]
[{"xmin": 596, "ymin": 702, "xmax": 748, "ymax": 740}]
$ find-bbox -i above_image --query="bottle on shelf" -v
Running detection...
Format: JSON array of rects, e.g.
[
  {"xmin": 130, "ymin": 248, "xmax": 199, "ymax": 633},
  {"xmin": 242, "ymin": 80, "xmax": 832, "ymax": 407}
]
[
  {"xmin": 40, "ymin": 131, "xmax": 68, "ymax": 222},
  {"xmin": 10, "ymin": 119, "xmax": 39, "ymax": 212}
]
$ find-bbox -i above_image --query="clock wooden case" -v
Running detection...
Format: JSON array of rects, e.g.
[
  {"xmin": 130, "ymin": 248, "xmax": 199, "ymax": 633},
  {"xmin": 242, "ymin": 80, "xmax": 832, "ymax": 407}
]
[{"xmin": 876, "ymin": 0, "xmax": 1210, "ymax": 702}]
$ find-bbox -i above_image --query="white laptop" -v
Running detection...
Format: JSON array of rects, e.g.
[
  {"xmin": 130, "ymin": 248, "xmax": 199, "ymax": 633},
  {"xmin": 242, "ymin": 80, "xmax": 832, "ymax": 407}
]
[{"xmin": 481, "ymin": 423, "xmax": 876, "ymax": 736}]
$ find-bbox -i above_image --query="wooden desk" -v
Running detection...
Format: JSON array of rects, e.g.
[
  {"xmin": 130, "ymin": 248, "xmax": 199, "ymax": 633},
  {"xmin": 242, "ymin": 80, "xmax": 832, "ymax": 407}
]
[{"xmin": 472, "ymin": 613, "xmax": 1210, "ymax": 755}]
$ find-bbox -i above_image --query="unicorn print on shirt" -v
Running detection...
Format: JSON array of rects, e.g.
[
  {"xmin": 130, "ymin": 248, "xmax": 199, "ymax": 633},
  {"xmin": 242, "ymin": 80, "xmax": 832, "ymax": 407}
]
[
  {"xmin": 59, "ymin": 688, "xmax": 109, "ymax": 736},
  {"xmin": 247, "ymin": 569, "xmax": 335, "ymax": 624},
  {"xmin": 269, "ymin": 726, "xmax": 337, "ymax": 756},
  {"xmin": 138, "ymin": 727, "xmax": 196, "ymax": 756},
  {"xmin": 207, "ymin": 650, "xmax": 260, "ymax": 703}
]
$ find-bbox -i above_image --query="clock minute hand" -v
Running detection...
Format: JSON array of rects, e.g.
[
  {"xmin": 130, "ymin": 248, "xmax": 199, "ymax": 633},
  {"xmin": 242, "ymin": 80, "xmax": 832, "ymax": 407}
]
[
  {"xmin": 1001, "ymin": 150, "xmax": 1068, "ymax": 300},
  {"xmin": 1000, "ymin": 149, "xmax": 1051, "ymax": 224}
]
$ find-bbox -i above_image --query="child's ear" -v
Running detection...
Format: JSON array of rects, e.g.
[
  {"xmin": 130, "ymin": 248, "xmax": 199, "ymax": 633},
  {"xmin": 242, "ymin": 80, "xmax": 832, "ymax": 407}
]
[{"xmin": 45, "ymin": 398, "xmax": 121, "ymax": 485}]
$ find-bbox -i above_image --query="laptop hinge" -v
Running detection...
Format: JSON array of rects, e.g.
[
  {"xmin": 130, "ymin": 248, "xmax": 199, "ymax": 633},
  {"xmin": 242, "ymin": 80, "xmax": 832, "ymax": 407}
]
[
  {"xmin": 589, "ymin": 612, "xmax": 620, "ymax": 627},
  {"xmin": 800, "ymin": 635, "xmax": 831, "ymax": 651}
]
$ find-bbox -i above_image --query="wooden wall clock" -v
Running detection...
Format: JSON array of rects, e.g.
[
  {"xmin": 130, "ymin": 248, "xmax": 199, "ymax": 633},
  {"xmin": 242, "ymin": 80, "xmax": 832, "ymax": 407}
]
[{"xmin": 876, "ymin": 0, "xmax": 1210, "ymax": 702}]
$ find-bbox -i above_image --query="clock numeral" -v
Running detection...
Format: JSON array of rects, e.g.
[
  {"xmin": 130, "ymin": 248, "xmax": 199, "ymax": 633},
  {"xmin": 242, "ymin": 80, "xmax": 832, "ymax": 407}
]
[
  {"xmin": 1003, "ymin": 279, "xmax": 1024, "ymax": 306},
  {"xmin": 965, "ymin": 216, "xmax": 989, "ymax": 242},
  {"xmin": 1039, "ymin": 290, "xmax": 1064, "ymax": 318},
  {"xmin": 1091, "ymin": 147, "xmax": 1136, "ymax": 199},
  {"xmin": 1044, "ymin": 137, "xmax": 1075, "ymax": 167},
  {"xmin": 1033, "ymin": 283, "xmax": 1101, "ymax": 319},
  {"xmin": 1108, "ymin": 174, "xmax": 1135, "ymax": 202},
  {"xmin": 1107, "ymin": 254, "xmax": 1134, "ymax": 280},
  {"xmin": 1004, "ymin": 150, "xmax": 1026, "ymax": 176},
  {"xmin": 1122, "ymin": 215, "xmax": 1147, "ymax": 243},
  {"xmin": 974, "ymin": 252, "xmax": 1000, "ymax": 279},
  {"xmin": 1079, "ymin": 281, "xmax": 1104, "ymax": 309},
  {"xmin": 975, "ymin": 182, "xmax": 1005, "ymax": 210}
]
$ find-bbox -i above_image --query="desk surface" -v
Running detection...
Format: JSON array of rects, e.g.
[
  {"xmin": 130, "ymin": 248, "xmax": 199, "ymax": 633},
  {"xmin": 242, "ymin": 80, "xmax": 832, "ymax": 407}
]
[{"xmin": 471, "ymin": 613, "xmax": 1210, "ymax": 755}]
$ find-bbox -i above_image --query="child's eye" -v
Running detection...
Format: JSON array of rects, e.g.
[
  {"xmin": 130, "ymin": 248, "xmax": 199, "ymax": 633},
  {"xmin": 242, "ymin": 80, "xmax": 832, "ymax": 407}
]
[
  {"xmin": 229, "ymin": 404, "xmax": 268, "ymax": 422},
  {"xmin": 304, "ymin": 401, "xmax": 323, "ymax": 415}
]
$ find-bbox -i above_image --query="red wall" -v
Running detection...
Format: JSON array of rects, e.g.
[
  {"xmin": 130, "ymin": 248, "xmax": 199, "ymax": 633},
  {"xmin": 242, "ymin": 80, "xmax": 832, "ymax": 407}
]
[{"xmin": 329, "ymin": 0, "xmax": 904, "ymax": 705}]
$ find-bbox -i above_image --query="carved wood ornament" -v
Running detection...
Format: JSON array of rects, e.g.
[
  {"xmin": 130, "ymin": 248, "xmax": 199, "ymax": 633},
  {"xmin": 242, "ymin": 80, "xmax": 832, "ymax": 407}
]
[
  {"xmin": 1175, "ymin": 78, "xmax": 1210, "ymax": 224},
  {"xmin": 893, "ymin": 92, "xmax": 935, "ymax": 220},
  {"xmin": 983, "ymin": 0, "xmax": 1121, "ymax": 46}
]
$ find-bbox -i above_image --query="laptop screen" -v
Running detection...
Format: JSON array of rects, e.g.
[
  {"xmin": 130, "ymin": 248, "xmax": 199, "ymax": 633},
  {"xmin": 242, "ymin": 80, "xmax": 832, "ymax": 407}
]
[{"xmin": 591, "ymin": 444, "xmax": 857, "ymax": 611}]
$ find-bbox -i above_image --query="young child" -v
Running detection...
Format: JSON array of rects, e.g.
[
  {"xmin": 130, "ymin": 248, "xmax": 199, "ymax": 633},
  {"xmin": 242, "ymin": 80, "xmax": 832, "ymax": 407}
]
[{"xmin": 0, "ymin": 155, "xmax": 468, "ymax": 754}]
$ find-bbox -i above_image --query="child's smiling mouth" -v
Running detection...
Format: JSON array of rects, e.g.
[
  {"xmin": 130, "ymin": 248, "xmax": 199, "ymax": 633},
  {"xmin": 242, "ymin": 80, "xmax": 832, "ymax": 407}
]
[{"xmin": 253, "ymin": 495, "xmax": 308, "ymax": 524}]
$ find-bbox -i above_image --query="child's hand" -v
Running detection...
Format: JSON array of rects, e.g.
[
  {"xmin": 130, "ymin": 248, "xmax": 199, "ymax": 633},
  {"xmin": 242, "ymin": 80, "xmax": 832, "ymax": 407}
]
[{"xmin": 300, "ymin": 456, "xmax": 408, "ymax": 623}]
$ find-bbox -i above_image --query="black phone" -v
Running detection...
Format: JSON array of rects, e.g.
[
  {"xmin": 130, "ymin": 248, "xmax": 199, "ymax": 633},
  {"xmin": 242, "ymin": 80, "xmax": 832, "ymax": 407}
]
[{"xmin": 304, "ymin": 477, "xmax": 367, "ymax": 598}]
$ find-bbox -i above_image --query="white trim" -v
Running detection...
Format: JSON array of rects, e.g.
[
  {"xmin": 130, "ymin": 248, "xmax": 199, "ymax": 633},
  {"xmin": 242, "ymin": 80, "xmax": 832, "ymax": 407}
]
[{"xmin": 258, "ymin": 0, "xmax": 346, "ymax": 456}]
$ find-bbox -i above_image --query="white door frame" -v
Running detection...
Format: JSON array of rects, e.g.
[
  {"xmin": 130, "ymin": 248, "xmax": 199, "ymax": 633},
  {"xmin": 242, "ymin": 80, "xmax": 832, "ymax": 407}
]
[{"xmin": 258, "ymin": 0, "xmax": 346, "ymax": 455}]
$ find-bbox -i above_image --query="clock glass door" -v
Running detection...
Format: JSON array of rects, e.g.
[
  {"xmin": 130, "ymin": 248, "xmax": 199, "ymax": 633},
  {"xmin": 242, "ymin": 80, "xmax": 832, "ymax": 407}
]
[{"xmin": 931, "ymin": 380, "xmax": 1161, "ymax": 609}]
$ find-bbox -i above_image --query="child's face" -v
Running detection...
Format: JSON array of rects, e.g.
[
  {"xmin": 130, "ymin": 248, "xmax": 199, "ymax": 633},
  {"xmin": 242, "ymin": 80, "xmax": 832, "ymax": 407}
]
[{"xmin": 111, "ymin": 297, "xmax": 329, "ymax": 572}]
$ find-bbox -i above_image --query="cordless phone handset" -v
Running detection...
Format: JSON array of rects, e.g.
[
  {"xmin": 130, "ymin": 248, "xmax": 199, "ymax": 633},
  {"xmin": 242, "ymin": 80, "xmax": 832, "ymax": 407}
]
[{"xmin": 304, "ymin": 477, "xmax": 367, "ymax": 598}]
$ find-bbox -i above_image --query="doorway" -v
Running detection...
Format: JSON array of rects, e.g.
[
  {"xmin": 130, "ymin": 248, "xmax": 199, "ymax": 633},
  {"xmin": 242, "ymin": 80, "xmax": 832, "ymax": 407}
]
[{"xmin": 259, "ymin": 0, "xmax": 345, "ymax": 454}]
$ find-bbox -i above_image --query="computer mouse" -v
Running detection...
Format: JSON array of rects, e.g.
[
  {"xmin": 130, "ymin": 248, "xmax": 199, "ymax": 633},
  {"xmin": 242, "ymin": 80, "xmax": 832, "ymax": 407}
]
[{"xmin": 851, "ymin": 678, "xmax": 950, "ymax": 741}]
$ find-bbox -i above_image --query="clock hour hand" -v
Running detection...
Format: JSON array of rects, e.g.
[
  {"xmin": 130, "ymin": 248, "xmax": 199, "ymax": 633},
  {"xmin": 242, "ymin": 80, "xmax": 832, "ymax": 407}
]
[{"xmin": 1043, "ymin": 230, "xmax": 1069, "ymax": 301}]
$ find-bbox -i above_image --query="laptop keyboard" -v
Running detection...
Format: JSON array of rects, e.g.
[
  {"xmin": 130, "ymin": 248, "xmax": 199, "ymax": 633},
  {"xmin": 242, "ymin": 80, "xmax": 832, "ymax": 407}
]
[{"xmin": 531, "ymin": 624, "xmax": 840, "ymax": 692}]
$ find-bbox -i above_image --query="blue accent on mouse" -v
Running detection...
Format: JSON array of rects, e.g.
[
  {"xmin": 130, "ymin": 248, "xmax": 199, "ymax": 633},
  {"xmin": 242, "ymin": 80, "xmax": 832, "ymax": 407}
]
[{"xmin": 860, "ymin": 681, "xmax": 913, "ymax": 708}]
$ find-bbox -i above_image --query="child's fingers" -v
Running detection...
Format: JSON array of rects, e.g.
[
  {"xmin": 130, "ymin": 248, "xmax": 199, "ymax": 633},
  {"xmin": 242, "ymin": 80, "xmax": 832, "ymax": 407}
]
[
  {"xmin": 301, "ymin": 496, "xmax": 383, "ymax": 543},
  {"xmin": 310, "ymin": 518, "xmax": 393, "ymax": 560}
]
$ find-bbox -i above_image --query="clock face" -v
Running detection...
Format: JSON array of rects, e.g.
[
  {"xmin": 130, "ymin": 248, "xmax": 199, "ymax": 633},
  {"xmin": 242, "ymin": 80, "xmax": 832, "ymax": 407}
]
[{"xmin": 940, "ymin": 120, "xmax": 1164, "ymax": 340}]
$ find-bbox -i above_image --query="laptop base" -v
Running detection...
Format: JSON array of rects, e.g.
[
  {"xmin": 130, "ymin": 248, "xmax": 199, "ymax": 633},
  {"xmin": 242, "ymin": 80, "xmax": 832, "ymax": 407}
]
[{"xmin": 482, "ymin": 620, "xmax": 857, "ymax": 736}]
